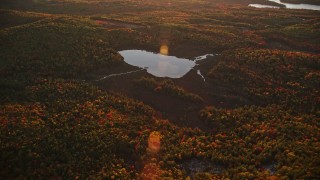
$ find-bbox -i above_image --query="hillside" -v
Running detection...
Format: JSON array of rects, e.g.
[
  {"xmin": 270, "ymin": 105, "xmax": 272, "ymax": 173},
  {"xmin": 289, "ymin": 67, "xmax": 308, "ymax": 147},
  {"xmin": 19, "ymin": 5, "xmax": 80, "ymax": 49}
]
[{"xmin": 0, "ymin": 0, "xmax": 319, "ymax": 179}]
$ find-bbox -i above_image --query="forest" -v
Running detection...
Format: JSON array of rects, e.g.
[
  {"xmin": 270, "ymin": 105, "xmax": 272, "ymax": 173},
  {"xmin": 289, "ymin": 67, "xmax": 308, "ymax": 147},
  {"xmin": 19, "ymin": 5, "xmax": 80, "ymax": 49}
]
[{"xmin": 0, "ymin": 0, "xmax": 319, "ymax": 179}]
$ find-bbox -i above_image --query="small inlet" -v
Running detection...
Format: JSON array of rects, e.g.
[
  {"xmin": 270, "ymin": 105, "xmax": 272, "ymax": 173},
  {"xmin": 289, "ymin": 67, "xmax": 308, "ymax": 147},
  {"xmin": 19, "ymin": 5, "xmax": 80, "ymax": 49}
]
[{"xmin": 197, "ymin": 70, "xmax": 206, "ymax": 83}]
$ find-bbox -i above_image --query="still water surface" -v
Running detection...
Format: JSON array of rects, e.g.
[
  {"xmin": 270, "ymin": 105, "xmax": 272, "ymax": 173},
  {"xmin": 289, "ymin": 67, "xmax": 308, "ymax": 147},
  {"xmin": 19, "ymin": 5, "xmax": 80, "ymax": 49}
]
[
  {"xmin": 249, "ymin": 0, "xmax": 320, "ymax": 10},
  {"xmin": 119, "ymin": 50, "xmax": 196, "ymax": 78},
  {"xmin": 249, "ymin": 4, "xmax": 279, "ymax": 9}
]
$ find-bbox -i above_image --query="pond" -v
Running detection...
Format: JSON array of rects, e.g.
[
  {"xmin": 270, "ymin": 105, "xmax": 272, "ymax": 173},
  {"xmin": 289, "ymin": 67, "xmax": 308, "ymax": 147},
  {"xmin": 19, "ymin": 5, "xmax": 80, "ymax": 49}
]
[
  {"xmin": 249, "ymin": 4, "xmax": 279, "ymax": 9},
  {"xmin": 119, "ymin": 50, "xmax": 213, "ymax": 79},
  {"xmin": 249, "ymin": 0, "xmax": 320, "ymax": 10}
]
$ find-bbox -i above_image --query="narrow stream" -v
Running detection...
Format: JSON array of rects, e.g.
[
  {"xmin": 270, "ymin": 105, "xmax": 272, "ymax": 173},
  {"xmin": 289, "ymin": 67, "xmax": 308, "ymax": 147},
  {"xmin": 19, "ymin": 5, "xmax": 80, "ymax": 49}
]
[
  {"xmin": 194, "ymin": 54, "xmax": 214, "ymax": 61},
  {"xmin": 249, "ymin": 4, "xmax": 280, "ymax": 9},
  {"xmin": 96, "ymin": 68, "xmax": 145, "ymax": 81},
  {"xmin": 197, "ymin": 70, "xmax": 206, "ymax": 82}
]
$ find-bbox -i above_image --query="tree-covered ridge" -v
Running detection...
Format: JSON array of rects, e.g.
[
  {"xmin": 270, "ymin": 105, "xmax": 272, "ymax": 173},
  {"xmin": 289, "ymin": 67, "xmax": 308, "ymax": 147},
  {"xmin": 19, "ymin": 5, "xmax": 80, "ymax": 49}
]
[
  {"xmin": 135, "ymin": 77, "xmax": 203, "ymax": 102},
  {"xmin": 199, "ymin": 105, "xmax": 319, "ymax": 179},
  {"xmin": 0, "ymin": 2, "xmax": 319, "ymax": 179},
  {"xmin": 208, "ymin": 49, "xmax": 320, "ymax": 113},
  {"xmin": 3, "ymin": 79, "xmax": 318, "ymax": 179},
  {"xmin": 1, "ymin": 79, "xmax": 154, "ymax": 179},
  {"xmin": 0, "ymin": 9, "xmax": 48, "ymax": 30},
  {"xmin": 0, "ymin": 16, "xmax": 123, "ymax": 79}
]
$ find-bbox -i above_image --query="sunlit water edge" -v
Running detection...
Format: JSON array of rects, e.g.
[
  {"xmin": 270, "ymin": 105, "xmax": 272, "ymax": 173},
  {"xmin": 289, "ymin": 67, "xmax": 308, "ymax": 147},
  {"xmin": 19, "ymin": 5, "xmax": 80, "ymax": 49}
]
[
  {"xmin": 249, "ymin": 4, "xmax": 280, "ymax": 9},
  {"xmin": 249, "ymin": 0, "xmax": 320, "ymax": 10},
  {"xmin": 119, "ymin": 50, "xmax": 194, "ymax": 78},
  {"xmin": 117, "ymin": 50, "xmax": 218, "ymax": 79}
]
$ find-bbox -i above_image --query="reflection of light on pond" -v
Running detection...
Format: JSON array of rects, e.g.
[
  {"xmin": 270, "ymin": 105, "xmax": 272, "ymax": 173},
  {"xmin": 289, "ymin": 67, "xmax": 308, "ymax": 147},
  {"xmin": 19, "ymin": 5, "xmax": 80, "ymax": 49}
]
[
  {"xmin": 117, "ymin": 50, "xmax": 218, "ymax": 79},
  {"xmin": 249, "ymin": 0, "xmax": 320, "ymax": 10},
  {"xmin": 249, "ymin": 4, "xmax": 279, "ymax": 9},
  {"xmin": 269, "ymin": 0, "xmax": 320, "ymax": 10},
  {"xmin": 160, "ymin": 45, "xmax": 169, "ymax": 55},
  {"xmin": 119, "ymin": 50, "xmax": 195, "ymax": 78}
]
